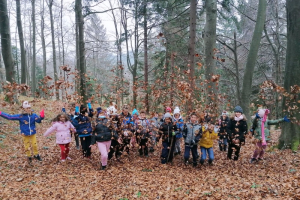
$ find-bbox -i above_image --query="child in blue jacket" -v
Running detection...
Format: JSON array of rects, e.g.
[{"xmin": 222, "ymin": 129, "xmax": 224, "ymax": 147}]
[{"xmin": 0, "ymin": 101, "xmax": 44, "ymax": 162}]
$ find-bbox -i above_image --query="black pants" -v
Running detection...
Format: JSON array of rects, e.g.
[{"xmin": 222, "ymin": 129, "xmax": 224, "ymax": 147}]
[
  {"xmin": 80, "ymin": 136, "xmax": 91, "ymax": 157},
  {"xmin": 108, "ymin": 139, "xmax": 121, "ymax": 160},
  {"xmin": 139, "ymin": 138, "xmax": 148, "ymax": 156},
  {"xmin": 161, "ymin": 140, "xmax": 175, "ymax": 164},
  {"xmin": 227, "ymin": 142, "xmax": 241, "ymax": 160},
  {"xmin": 75, "ymin": 134, "xmax": 80, "ymax": 147}
]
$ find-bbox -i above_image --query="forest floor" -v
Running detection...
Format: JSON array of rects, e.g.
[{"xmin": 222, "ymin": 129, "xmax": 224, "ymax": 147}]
[{"xmin": 0, "ymin": 98, "xmax": 300, "ymax": 200}]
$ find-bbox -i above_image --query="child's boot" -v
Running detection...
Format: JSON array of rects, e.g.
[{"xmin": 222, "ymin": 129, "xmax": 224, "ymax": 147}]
[
  {"xmin": 219, "ymin": 144, "xmax": 223, "ymax": 151},
  {"xmin": 224, "ymin": 145, "xmax": 227, "ymax": 151},
  {"xmin": 28, "ymin": 157, "xmax": 32, "ymax": 163},
  {"xmin": 101, "ymin": 165, "xmax": 106, "ymax": 170},
  {"xmin": 34, "ymin": 154, "xmax": 42, "ymax": 161}
]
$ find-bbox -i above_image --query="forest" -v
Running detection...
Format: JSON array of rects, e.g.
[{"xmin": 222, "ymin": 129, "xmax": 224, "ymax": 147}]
[{"xmin": 0, "ymin": 0, "xmax": 300, "ymax": 199}]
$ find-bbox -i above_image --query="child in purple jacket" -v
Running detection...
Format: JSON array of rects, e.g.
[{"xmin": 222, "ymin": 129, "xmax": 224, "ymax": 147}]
[{"xmin": 44, "ymin": 113, "xmax": 76, "ymax": 162}]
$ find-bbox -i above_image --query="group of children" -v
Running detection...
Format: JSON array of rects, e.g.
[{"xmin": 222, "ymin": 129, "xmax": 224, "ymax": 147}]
[{"xmin": 0, "ymin": 100, "xmax": 290, "ymax": 170}]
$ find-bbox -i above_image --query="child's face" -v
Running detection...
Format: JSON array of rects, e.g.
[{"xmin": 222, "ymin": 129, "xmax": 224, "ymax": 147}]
[
  {"xmin": 174, "ymin": 113, "xmax": 180, "ymax": 119},
  {"xmin": 208, "ymin": 124, "xmax": 214, "ymax": 132},
  {"xmin": 190, "ymin": 115, "xmax": 198, "ymax": 123},
  {"xmin": 140, "ymin": 113, "xmax": 146, "ymax": 119},
  {"xmin": 165, "ymin": 117, "xmax": 171, "ymax": 123},
  {"xmin": 235, "ymin": 112, "xmax": 242, "ymax": 118},
  {"xmin": 24, "ymin": 107, "xmax": 32, "ymax": 114},
  {"xmin": 60, "ymin": 116, "xmax": 66, "ymax": 122}
]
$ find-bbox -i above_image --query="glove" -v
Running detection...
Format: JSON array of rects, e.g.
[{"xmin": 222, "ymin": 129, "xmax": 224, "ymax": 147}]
[
  {"xmin": 0, "ymin": 111, "xmax": 1, "ymax": 115},
  {"xmin": 283, "ymin": 116, "xmax": 290, "ymax": 122},
  {"xmin": 75, "ymin": 106, "xmax": 79, "ymax": 113},
  {"xmin": 40, "ymin": 109, "xmax": 45, "ymax": 118},
  {"xmin": 62, "ymin": 107, "xmax": 66, "ymax": 113},
  {"xmin": 172, "ymin": 131, "xmax": 176, "ymax": 136},
  {"xmin": 87, "ymin": 103, "xmax": 92, "ymax": 109}
]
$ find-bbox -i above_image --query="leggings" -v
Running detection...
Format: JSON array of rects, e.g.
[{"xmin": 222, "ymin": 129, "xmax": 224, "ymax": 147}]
[
  {"xmin": 58, "ymin": 143, "xmax": 70, "ymax": 160},
  {"xmin": 80, "ymin": 136, "xmax": 92, "ymax": 157},
  {"xmin": 97, "ymin": 141, "xmax": 111, "ymax": 166},
  {"xmin": 252, "ymin": 142, "xmax": 267, "ymax": 159}
]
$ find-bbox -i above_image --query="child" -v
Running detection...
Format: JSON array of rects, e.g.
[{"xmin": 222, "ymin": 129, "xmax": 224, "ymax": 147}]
[
  {"xmin": 218, "ymin": 111, "xmax": 230, "ymax": 151},
  {"xmin": 199, "ymin": 123, "xmax": 218, "ymax": 165},
  {"xmin": 183, "ymin": 112, "xmax": 202, "ymax": 167},
  {"xmin": 250, "ymin": 108, "xmax": 290, "ymax": 163},
  {"xmin": 130, "ymin": 109, "xmax": 139, "ymax": 149},
  {"xmin": 158, "ymin": 113, "xmax": 177, "ymax": 164},
  {"xmin": 120, "ymin": 124, "xmax": 133, "ymax": 155},
  {"xmin": 43, "ymin": 113, "xmax": 76, "ymax": 162},
  {"xmin": 90, "ymin": 110, "xmax": 118, "ymax": 170},
  {"xmin": 0, "ymin": 101, "xmax": 44, "ymax": 162},
  {"xmin": 135, "ymin": 110, "xmax": 151, "ymax": 157},
  {"xmin": 107, "ymin": 105, "xmax": 122, "ymax": 160},
  {"xmin": 62, "ymin": 102, "xmax": 80, "ymax": 149},
  {"xmin": 74, "ymin": 102, "xmax": 94, "ymax": 158},
  {"xmin": 173, "ymin": 107, "xmax": 184, "ymax": 155},
  {"xmin": 226, "ymin": 106, "xmax": 248, "ymax": 161}
]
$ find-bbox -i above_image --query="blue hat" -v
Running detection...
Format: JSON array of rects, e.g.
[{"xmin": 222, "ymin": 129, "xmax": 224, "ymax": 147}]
[
  {"xmin": 132, "ymin": 109, "xmax": 139, "ymax": 116},
  {"xmin": 234, "ymin": 106, "xmax": 243, "ymax": 113},
  {"xmin": 97, "ymin": 107, "xmax": 102, "ymax": 114}
]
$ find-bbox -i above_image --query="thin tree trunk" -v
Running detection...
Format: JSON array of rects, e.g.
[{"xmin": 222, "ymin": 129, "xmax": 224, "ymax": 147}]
[
  {"xmin": 48, "ymin": 0, "xmax": 59, "ymax": 100},
  {"xmin": 31, "ymin": 0, "xmax": 36, "ymax": 96},
  {"xmin": 233, "ymin": 32, "xmax": 241, "ymax": 104},
  {"xmin": 143, "ymin": 1, "xmax": 149, "ymax": 113},
  {"xmin": 170, "ymin": 52, "xmax": 175, "ymax": 107},
  {"xmin": 61, "ymin": 0, "xmax": 65, "ymax": 65},
  {"xmin": 0, "ymin": 0, "xmax": 15, "ymax": 82},
  {"xmin": 278, "ymin": 0, "xmax": 300, "ymax": 151},
  {"xmin": 241, "ymin": 0, "xmax": 267, "ymax": 119},
  {"xmin": 75, "ymin": 0, "xmax": 86, "ymax": 101},
  {"xmin": 41, "ymin": 0, "xmax": 46, "ymax": 77},
  {"xmin": 187, "ymin": 0, "xmax": 197, "ymax": 112},
  {"xmin": 16, "ymin": 0, "xmax": 26, "ymax": 84}
]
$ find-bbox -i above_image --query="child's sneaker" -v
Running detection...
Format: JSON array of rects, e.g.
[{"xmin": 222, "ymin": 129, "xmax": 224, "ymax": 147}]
[
  {"xmin": 61, "ymin": 159, "xmax": 66, "ymax": 162},
  {"xmin": 66, "ymin": 157, "xmax": 72, "ymax": 160},
  {"xmin": 28, "ymin": 157, "xmax": 32, "ymax": 163},
  {"xmin": 34, "ymin": 154, "xmax": 42, "ymax": 161},
  {"xmin": 101, "ymin": 165, "xmax": 106, "ymax": 170},
  {"xmin": 250, "ymin": 158, "xmax": 257, "ymax": 163}
]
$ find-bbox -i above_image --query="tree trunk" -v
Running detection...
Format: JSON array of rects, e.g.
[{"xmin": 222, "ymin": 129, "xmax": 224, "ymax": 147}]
[
  {"xmin": 41, "ymin": 0, "xmax": 46, "ymax": 77},
  {"xmin": 61, "ymin": 0, "xmax": 65, "ymax": 65},
  {"xmin": 144, "ymin": 1, "xmax": 149, "ymax": 113},
  {"xmin": 240, "ymin": 0, "xmax": 267, "ymax": 119},
  {"xmin": 75, "ymin": 0, "xmax": 87, "ymax": 102},
  {"xmin": 0, "ymin": 0, "xmax": 15, "ymax": 82},
  {"xmin": 16, "ymin": 0, "xmax": 26, "ymax": 84},
  {"xmin": 204, "ymin": 0, "xmax": 218, "ymax": 115},
  {"xmin": 278, "ymin": 0, "xmax": 300, "ymax": 151},
  {"xmin": 233, "ymin": 32, "xmax": 241, "ymax": 104},
  {"xmin": 187, "ymin": 0, "xmax": 197, "ymax": 112},
  {"xmin": 48, "ymin": 0, "xmax": 59, "ymax": 100},
  {"xmin": 170, "ymin": 52, "xmax": 175, "ymax": 107},
  {"xmin": 31, "ymin": 0, "xmax": 36, "ymax": 96}
]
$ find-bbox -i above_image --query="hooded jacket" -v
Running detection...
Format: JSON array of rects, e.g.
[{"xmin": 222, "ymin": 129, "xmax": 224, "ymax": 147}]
[
  {"xmin": 43, "ymin": 121, "xmax": 75, "ymax": 144},
  {"xmin": 226, "ymin": 115, "xmax": 248, "ymax": 143},
  {"xmin": 183, "ymin": 122, "xmax": 202, "ymax": 145},
  {"xmin": 73, "ymin": 107, "xmax": 94, "ymax": 137},
  {"xmin": 91, "ymin": 118, "xmax": 117, "ymax": 144},
  {"xmin": 0, "ymin": 111, "xmax": 44, "ymax": 136},
  {"xmin": 251, "ymin": 117, "xmax": 284, "ymax": 141},
  {"xmin": 199, "ymin": 126, "xmax": 218, "ymax": 148},
  {"xmin": 159, "ymin": 121, "xmax": 178, "ymax": 144}
]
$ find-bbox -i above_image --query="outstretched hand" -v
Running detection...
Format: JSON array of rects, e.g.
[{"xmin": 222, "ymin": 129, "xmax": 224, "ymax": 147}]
[
  {"xmin": 283, "ymin": 116, "xmax": 290, "ymax": 122},
  {"xmin": 40, "ymin": 109, "xmax": 45, "ymax": 118}
]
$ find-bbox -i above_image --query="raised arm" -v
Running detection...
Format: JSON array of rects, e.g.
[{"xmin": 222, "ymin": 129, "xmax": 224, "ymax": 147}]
[
  {"xmin": 0, "ymin": 111, "xmax": 21, "ymax": 121},
  {"xmin": 43, "ymin": 123, "xmax": 57, "ymax": 137}
]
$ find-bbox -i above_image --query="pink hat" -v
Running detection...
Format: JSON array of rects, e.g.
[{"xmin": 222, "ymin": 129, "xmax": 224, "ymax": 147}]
[{"xmin": 166, "ymin": 107, "xmax": 172, "ymax": 112}]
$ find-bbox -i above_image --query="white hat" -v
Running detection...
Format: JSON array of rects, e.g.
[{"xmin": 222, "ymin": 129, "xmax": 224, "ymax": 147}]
[
  {"xmin": 107, "ymin": 105, "xmax": 118, "ymax": 116},
  {"xmin": 221, "ymin": 111, "xmax": 228, "ymax": 116},
  {"xmin": 173, "ymin": 106, "xmax": 180, "ymax": 115},
  {"xmin": 22, "ymin": 101, "xmax": 31, "ymax": 109},
  {"xmin": 258, "ymin": 109, "xmax": 266, "ymax": 118}
]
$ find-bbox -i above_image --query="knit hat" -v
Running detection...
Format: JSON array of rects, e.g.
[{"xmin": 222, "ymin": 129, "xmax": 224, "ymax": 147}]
[
  {"xmin": 173, "ymin": 106, "xmax": 180, "ymax": 115},
  {"xmin": 96, "ymin": 107, "xmax": 102, "ymax": 115},
  {"xmin": 22, "ymin": 101, "xmax": 31, "ymax": 109},
  {"xmin": 234, "ymin": 106, "xmax": 243, "ymax": 113},
  {"xmin": 164, "ymin": 112, "xmax": 172, "ymax": 119},
  {"xmin": 166, "ymin": 107, "xmax": 172, "ymax": 112},
  {"xmin": 107, "ymin": 105, "xmax": 118, "ymax": 116},
  {"xmin": 132, "ymin": 109, "xmax": 139, "ymax": 116},
  {"xmin": 221, "ymin": 111, "xmax": 228, "ymax": 116},
  {"xmin": 258, "ymin": 109, "xmax": 266, "ymax": 118}
]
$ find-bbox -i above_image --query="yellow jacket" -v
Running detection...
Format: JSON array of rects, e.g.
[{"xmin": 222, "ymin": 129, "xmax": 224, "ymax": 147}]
[{"xmin": 199, "ymin": 127, "xmax": 218, "ymax": 148}]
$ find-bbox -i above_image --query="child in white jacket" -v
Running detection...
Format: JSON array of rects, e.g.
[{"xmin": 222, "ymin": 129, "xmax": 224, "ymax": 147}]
[{"xmin": 44, "ymin": 113, "xmax": 76, "ymax": 162}]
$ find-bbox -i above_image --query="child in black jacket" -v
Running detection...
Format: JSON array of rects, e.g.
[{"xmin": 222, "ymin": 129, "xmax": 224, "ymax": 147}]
[{"xmin": 158, "ymin": 113, "xmax": 178, "ymax": 164}]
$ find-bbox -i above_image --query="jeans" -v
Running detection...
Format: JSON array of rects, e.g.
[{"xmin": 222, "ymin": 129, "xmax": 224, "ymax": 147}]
[
  {"xmin": 175, "ymin": 138, "xmax": 181, "ymax": 153},
  {"xmin": 200, "ymin": 147, "xmax": 214, "ymax": 164},
  {"xmin": 218, "ymin": 138, "xmax": 228, "ymax": 151},
  {"xmin": 184, "ymin": 144, "xmax": 198, "ymax": 164},
  {"xmin": 161, "ymin": 141, "xmax": 175, "ymax": 164}
]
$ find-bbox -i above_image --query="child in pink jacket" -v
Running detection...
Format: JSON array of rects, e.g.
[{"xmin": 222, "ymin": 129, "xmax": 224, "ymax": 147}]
[{"xmin": 44, "ymin": 113, "xmax": 76, "ymax": 162}]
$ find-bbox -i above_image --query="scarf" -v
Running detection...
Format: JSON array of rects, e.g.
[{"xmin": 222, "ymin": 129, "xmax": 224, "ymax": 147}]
[
  {"xmin": 261, "ymin": 109, "xmax": 270, "ymax": 145},
  {"xmin": 234, "ymin": 115, "xmax": 244, "ymax": 121}
]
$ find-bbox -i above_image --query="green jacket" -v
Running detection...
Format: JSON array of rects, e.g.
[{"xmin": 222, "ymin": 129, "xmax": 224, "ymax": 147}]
[{"xmin": 252, "ymin": 117, "xmax": 284, "ymax": 141}]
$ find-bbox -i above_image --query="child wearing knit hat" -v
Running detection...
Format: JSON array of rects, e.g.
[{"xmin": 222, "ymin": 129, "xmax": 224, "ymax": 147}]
[
  {"xmin": 218, "ymin": 111, "xmax": 230, "ymax": 151},
  {"xmin": 173, "ymin": 106, "xmax": 184, "ymax": 156}
]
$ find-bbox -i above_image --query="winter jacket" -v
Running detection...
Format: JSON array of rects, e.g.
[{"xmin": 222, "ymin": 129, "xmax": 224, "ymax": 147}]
[
  {"xmin": 91, "ymin": 118, "xmax": 117, "ymax": 144},
  {"xmin": 121, "ymin": 112, "xmax": 132, "ymax": 124},
  {"xmin": 199, "ymin": 127, "xmax": 218, "ymax": 148},
  {"xmin": 159, "ymin": 122, "xmax": 178, "ymax": 144},
  {"xmin": 251, "ymin": 117, "xmax": 284, "ymax": 141},
  {"xmin": 226, "ymin": 116, "xmax": 248, "ymax": 143},
  {"xmin": 0, "ymin": 111, "xmax": 44, "ymax": 136},
  {"xmin": 183, "ymin": 123, "xmax": 202, "ymax": 145},
  {"xmin": 135, "ymin": 118, "xmax": 151, "ymax": 140},
  {"xmin": 219, "ymin": 116, "xmax": 229, "ymax": 139},
  {"xmin": 74, "ymin": 114, "xmax": 93, "ymax": 137},
  {"xmin": 61, "ymin": 108, "xmax": 79, "ymax": 129},
  {"xmin": 43, "ymin": 121, "xmax": 75, "ymax": 144},
  {"xmin": 173, "ymin": 117, "xmax": 184, "ymax": 138}
]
